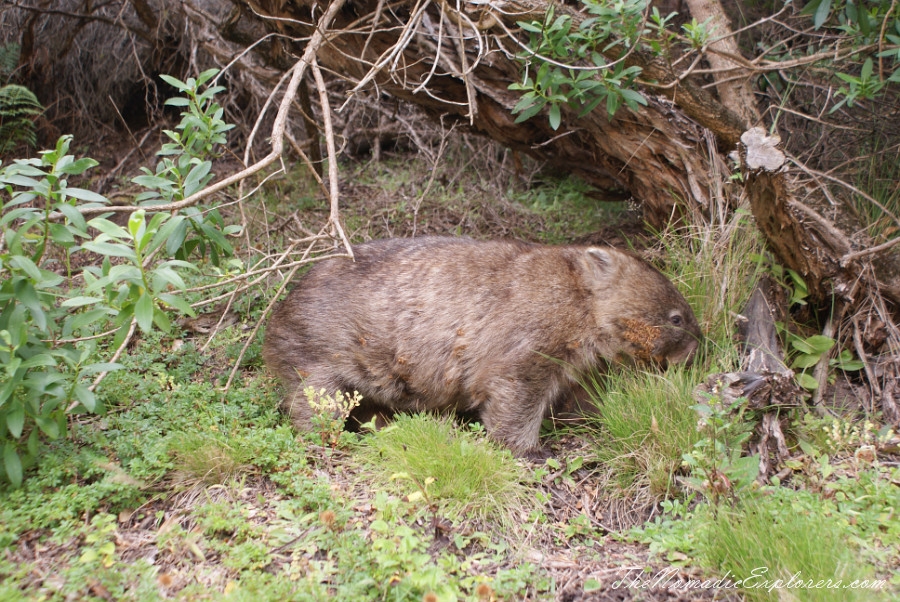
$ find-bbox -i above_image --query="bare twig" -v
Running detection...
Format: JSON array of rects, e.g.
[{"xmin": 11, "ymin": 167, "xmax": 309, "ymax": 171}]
[
  {"xmin": 82, "ymin": 318, "xmax": 138, "ymax": 401},
  {"xmin": 811, "ymin": 312, "xmax": 836, "ymax": 416},
  {"xmin": 311, "ymin": 57, "xmax": 354, "ymax": 257},
  {"xmin": 852, "ymin": 316, "xmax": 880, "ymax": 416},
  {"xmin": 221, "ymin": 237, "xmax": 351, "ymax": 395}
]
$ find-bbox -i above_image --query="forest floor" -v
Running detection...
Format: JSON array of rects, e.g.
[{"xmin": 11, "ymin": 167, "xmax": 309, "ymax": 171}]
[{"xmin": 1, "ymin": 138, "xmax": 898, "ymax": 601}]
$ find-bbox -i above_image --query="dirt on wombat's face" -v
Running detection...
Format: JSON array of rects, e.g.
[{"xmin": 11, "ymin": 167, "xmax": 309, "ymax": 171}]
[{"xmin": 263, "ymin": 236, "xmax": 701, "ymax": 454}]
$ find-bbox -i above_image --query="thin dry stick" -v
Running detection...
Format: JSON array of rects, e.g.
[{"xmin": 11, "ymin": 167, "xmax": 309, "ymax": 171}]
[
  {"xmin": 82, "ymin": 318, "xmax": 138, "ymax": 400},
  {"xmin": 311, "ymin": 57, "xmax": 353, "ymax": 255},
  {"xmin": 192, "ymin": 249, "xmax": 340, "ymax": 310},
  {"xmin": 789, "ymin": 156, "xmax": 900, "ymax": 226},
  {"xmin": 341, "ymin": 0, "xmax": 431, "ymax": 109},
  {"xmin": 412, "ymin": 120, "xmax": 455, "ymax": 236},
  {"xmin": 811, "ymin": 313, "xmax": 836, "ymax": 416},
  {"xmin": 852, "ymin": 315, "xmax": 880, "ymax": 416}
]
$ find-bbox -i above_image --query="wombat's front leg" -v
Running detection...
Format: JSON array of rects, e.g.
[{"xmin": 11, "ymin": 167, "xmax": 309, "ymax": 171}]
[{"xmin": 476, "ymin": 381, "xmax": 548, "ymax": 455}]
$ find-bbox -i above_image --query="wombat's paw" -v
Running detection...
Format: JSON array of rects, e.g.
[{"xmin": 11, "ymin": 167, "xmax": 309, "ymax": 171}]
[{"xmin": 519, "ymin": 446, "xmax": 553, "ymax": 462}]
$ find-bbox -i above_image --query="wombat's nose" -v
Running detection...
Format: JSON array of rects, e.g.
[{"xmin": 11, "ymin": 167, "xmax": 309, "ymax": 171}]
[{"xmin": 673, "ymin": 338, "xmax": 699, "ymax": 366}]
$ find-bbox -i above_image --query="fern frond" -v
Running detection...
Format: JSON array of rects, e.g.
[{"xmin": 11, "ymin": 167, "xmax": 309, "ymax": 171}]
[
  {"xmin": 0, "ymin": 84, "xmax": 43, "ymax": 154},
  {"xmin": 0, "ymin": 43, "xmax": 20, "ymax": 77}
]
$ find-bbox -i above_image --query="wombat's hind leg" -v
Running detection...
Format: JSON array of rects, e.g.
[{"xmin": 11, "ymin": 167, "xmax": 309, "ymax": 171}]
[
  {"xmin": 281, "ymin": 368, "xmax": 347, "ymax": 432},
  {"xmin": 282, "ymin": 386, "xmax": 314, "ymax": 431}
]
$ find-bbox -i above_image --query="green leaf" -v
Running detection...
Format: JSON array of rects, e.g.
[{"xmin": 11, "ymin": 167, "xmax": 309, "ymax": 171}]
[
  {"xmin": 9, "ymin": 255, "xmax": 41, "ymax": 280},
  {"xmin": 513, "ymin": 99, "xmax": 547, "ymax": 123},
  {"xmin": 792, "ymin": 354, "xmax": 821, "ymax": 369},
  {"xmin": 60, "ymin": 296, "xmax": 105, "ymax": 308},
  {"xmin": 61, "ymin": 187, "xmax": 108, "ymax": 204},
  {"xmin": 196, "ymin": 68, "xmax": 220, "ymax": 88},
  {"xmin": 151, "ymin": 266, "xmax": 187, "ymax": 291},
  {"xmin": 548, "ymin": 103, "xmax": 562, "ymax": 130},
  {"xmin": 79, "ymin": 363, "xmax": 124, "ymax": 377},
  {"xmin": 860, "ymin": 58, "xmax": 873, "ymax": 80},
  {"xmin": 19, "ymin": 354, "xmax": 56, "ymax": 369},
  {"xmin": 161, "ymin": 218, "xmax": 189, "ymax": 256},
  {"xmin": 128, "ymin": 210, "xmax": 145, "ymax": 240},
  {"xmin": 86, "ymin": 217, "xmax": 128, "ymax": 238},
  {"xmin": 57, "ymin": 203, "xmax": 89, "ymax": 233},
  {"xmin": 797, "ymin": 438, "xmax": 820, "ymax": 458},
  {"xmin": 584, "ymin": 579, "xmax": 602, "ymax": 592},
  {"xmin": 34, "ymin": 415, "xmax": 60, "ymax": 439},
  {"xmin": 48, "ymin": 223, "xmax": 76, "ymax": 245},
  {"xmin": 4, "ymin": 442, "xmax": 22, "ymax": 487},
  {"xmin": 157, "ymin": 293, "xmax": 196, "ymax": 317},
  {"xmin": 6, "ymin": 404, "xmax": 25, "ymax": 439},
  {"xmin": 135, "ymin": 293, "xmax": 155, "ymax": 333},
  {"xmin": 159, "ymin": 74, "xmax": 190, "ymax": 92},
  {"xmin": 133, "ymin": 174, "xmax": 174, "ymax": 189},
  {"xmin": 81, "ymin": 241, "xmax": 137, "ymax": 260},
  {"xmin": 59, "ymin": 157, "xmax": 99, "ymax": 175},
  {"xmin": 153, "ymin": 307, "xmax": 171, "ymax": 332},
  {"xmin": 65, "ymin": 308, "xmax": 112, "ymax": 334},
  {"xmin": 796, "ymin": 372, "xmax": 819, "ymax": 390},
  {"xmin": 71, "ymin": 384, "xmax": 97, "ymax": 413},
  {"xmin": 813, "ymin": 0, "xmax": 832, "ymax": 29},
  {"xmin": 804, "ymin": 335, "xmax": 835, "ymax": 354}
]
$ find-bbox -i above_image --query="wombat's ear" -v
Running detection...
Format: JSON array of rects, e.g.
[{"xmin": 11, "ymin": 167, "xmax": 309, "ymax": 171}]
[
  {"xmin": 585, "ymin": 248, "xmax": 615, "ymax": 273},
  {"xmin": 581, "ymin": 248, "xmax": 619, "ymax": 283}
]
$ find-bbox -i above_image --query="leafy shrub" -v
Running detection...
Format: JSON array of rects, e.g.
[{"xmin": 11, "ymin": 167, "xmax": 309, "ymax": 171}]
[{"xmin": 0, "ymin": 69, "xmax": 236, "ymax": 486}]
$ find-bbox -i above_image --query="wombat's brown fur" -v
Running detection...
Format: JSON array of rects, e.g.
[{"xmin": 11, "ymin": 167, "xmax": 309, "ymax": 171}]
[{"xmin": 263, "ymin": 236, "xmax": 700, "ymax": 453}]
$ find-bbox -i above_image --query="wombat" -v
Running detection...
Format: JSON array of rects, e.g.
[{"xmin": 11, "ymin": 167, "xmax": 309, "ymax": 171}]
[{"xmin": 263, "ymin": 236, "xmax": 700, "ymax": 453}]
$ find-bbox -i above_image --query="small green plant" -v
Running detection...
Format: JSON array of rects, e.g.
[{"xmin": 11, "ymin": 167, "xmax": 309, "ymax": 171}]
[
  {"xmin": 701, "ymin": 492, "xmax": 879, "ymax": 602},
  {"xmin": 583, "ymin": 367, "xmax": 701, "ymax": 497},
  {"xmin": 134, "ymin": 68, "xmax": 239, "ymax": 265},
  {"xmin": 760, "ymin": 258, "xmax": 864, "ymax": 390},
  {"xmin": 168, "ymin": 432, "xmax": 255, "ymax": 486},
  {"xmin": 78, "ymin": 513, "xmax": 118, "ymax": 568},
  {"xmin": 783, "ymin": 331, "xmax": 865, "ymax": 390},
  {"xmin": 680, "ymin": 16, "xmax": 715, "ymax": 49},
  {"xmin": 303, "ymin": 386, "xmax": 362, "ymax": 450},
  {"xmin": 681, "ymin": 393, "xmax": 759, "ymax": 506}
]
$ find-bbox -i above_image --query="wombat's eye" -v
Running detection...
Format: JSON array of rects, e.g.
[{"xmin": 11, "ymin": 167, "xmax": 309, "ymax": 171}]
[{"xmin": 669, "ymin": 312, "xmax": 683, "ymax": 326}]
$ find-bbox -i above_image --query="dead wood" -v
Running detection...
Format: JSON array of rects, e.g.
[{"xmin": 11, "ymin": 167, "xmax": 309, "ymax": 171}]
[{"xmin": 696, "ymin": 277, "xmax": 800, "ymax": 478}]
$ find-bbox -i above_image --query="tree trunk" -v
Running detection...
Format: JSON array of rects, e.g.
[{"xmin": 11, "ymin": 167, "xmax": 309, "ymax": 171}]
[{"xmin": 233, "ymin": 0, "xmax": 900, "ymax": 315}]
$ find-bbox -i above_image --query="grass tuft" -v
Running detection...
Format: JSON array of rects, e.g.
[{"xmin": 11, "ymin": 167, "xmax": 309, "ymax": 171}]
[
  {"xmin": 583, "ymin": 367, "xmax": 701, "ymax": 498},
  {"xmin": 357, "ymin": 413, "xmax": 536, "ymax": 529},
  {"xmin": 168, "ymin": 433, "xmax": 255, "ymax": 487},
  {"xmin": 702, "ymin": 492, "xmax": 879, "ymax": 602}
]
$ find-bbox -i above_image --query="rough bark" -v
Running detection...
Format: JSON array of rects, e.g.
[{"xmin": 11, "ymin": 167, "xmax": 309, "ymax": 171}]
[{"xmin": 241, "ymin": 0, "xmax": 742, "ymax": 227}]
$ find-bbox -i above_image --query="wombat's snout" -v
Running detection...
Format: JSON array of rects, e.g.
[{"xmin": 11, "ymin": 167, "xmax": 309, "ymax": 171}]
[{"xmin": 660, "ymin": 336, "xmax": 700, "ymax": 367}]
